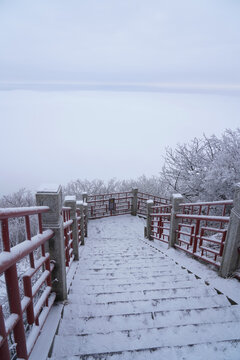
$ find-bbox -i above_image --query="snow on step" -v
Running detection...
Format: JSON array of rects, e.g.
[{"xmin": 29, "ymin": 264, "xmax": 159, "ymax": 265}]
[
  {"xmin": 63, "ymin": 294, "xmax": 230, "ymax": 318},
  {"xmin": 68, "ymin": 284, "xmax": 216, "ymax": 304},
  {"xmin": 51, "ymin": 215, "xmax": 240, "ymax": 359},
  {"xmin": 71, "ymin": 279, "xmax": 203, "ymax": 294},
  {"xmin": 58, "ymin": 305, "xmax": 240, "ymax": 335},
  {"xmin": 71, "ymin": 273, "xmax": 197, "ymax": 287},
  {"xmin": 52, "ymin": 321, "xmax": 240, "ymax": 357},
  {"xmin": 51, "ymin": 340, "xmax": 240, "ymax": 360}
]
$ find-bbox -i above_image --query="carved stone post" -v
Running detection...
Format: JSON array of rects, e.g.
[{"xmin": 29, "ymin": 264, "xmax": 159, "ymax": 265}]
[
  {"xmin": 36, "ymin": 184, "xmax": 67, "ymax": 301},
  {"xmin": 168, "ymin": 194, "xmax": 184, "ymax": 248},
  {"xmin": 83, "ymin": 202, "xmax": 88, "ymax": 237},
  {"xmin": 77, "ymin": 200, "xmax": 85, "ymax": 245},
  {"xmin": 146, "ymin": 200, "xmax": 154, "ymax": 240},
  {"xmin": 219, "ymin": 183, "xmax": 240, "ymax": 277},
  {"xmin": 131, "ymin": 188, "xmax": 138, "ymax": 216}
]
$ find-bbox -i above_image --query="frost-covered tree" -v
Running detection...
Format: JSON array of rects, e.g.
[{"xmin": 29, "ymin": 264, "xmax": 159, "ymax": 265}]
[
  {"xmin": 203, "ymin": 129, "xmax": 240, "ymax": 200},
  {"xmin": 0, "ymin": 188, "xmax": 35, "ymax": 208},
  {"xmin": 161, "ymin": 128, "xmax": 240, "ymax": 201}
]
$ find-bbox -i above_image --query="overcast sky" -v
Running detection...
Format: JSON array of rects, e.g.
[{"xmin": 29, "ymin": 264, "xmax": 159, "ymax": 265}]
[
  {"xmin": 0, "ymin": 0, "xmax": 240, "ymax": 84},
  {"xmin": 0, "ymin": 1, "xmax": 240, "ymax": 196}
]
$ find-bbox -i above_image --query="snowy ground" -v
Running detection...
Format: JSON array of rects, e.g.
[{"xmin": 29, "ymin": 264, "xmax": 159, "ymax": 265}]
[{"xmin": 49, "ymin": 215, "xmax": 240, "ymax": 359}]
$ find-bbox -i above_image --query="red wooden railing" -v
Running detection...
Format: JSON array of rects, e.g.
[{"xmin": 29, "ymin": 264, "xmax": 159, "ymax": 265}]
[
  {"xmin": 0, "ymin": 207, "xmax": 55, "ymax": 360},
  {"xmin": 137, "ymin": 192, "xmax": 170, "ymax": 216},
  {"xmin": 149, "ymin": 199, "xmax": 233, "ymax": 267},
  {"xmin": 88, "ymin": 191, "xmax": 132, "ymax": 219},
  {"xmin": 88, "ymin": 191, "xmax": 170, "ymax": 219},
  {"xmin": 175, "ymin": 200, "xmax": 233, "ymax": 266},
  {"xmin": 150, "ymin": 204, "xmax": 172, "ymax": 244}
]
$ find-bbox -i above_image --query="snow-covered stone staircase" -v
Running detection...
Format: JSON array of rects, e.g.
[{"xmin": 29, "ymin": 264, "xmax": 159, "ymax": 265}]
[{"xmin": 50, "ymin": 216, "xmax": 240, "ymax": 359}]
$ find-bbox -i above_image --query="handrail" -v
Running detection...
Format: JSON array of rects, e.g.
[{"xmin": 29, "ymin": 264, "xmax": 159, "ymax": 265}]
[
  {"xmin": 180, "ymin": 200, "xmax": 233, "ymax": 207},
  {"xmin": 176, "ymin": 214, "xmax": 230, "ymax": 222},
  {"xmin": 0, "ymin": 206, "xmax": 50, "ymax": 219},
  {"xmin": 0, "ymin": 205, "xmax": 55, "ymax": 359}
]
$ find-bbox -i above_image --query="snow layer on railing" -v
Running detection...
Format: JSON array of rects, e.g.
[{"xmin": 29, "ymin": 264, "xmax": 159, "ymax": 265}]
[
  {"xmin": 37, "ymin": 184, "xmax": 60, "ymax": 193},
  {"xmin": 181, "ymin": 200, "xmax": 233, "ymax": 206},
  {"xmin": 0, "ymin": 229, "xmax": 53, "ymax": 273},
  {"xmin": 176, "ymin": 214, "xmax": 230, "ymax": 222},
  {"xmin": 146, "ymin": 200, "xmax": 154, "ymax": 204},
  {"xmin": 65, "ymin": 195, "xmax": 76, "ymax": 201},
  {"xmin": 0, "ymin": 206, "xmax": 49, "ymax": 219}
]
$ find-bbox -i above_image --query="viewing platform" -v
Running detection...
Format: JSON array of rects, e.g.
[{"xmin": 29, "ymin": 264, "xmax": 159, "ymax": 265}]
[{"xmin": 48, "ymin": 215, "xmax": 240, "ymax": 359}]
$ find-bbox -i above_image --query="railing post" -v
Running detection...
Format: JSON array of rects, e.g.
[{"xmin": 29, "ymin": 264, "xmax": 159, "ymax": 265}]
[
  {"xmin": 64, "ymin": 195, "xmax": 79, "ymax": 261},
  {"xmin": 83, "ymin": 202, "xmax": 88, "ymax": 237},
  {"xmin": 36, "ymin": 184, "xmax": 67, "ymax": 301},
  {"xmin": 77, "ymin": 200, "xmax": 85, "ymax": 245},
  {"xmin": 131, "ymin": 188, "xmax": 138, "ymax": 216},
  {"xmin": 168, "ymin": 194, "xmax": 184, "ymax": 248},
  {"xmin": 146, "ymin": 200, "xmax": 154, "ymax": 240},
  {"xmin": 219, "ymin": 183, "xmax": 240, "ymax": 277},
  {"xmin": 82, "ymin": 192, "xmax": 88, "ymax": 207}
]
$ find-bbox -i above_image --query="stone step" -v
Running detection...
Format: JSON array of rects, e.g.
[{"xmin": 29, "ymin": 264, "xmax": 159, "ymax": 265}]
[
  {"xmin": 58, "ymin": 305, "xmax": 240, "ymax": 335},
  {"xmin": 73, "ymin": 267, "xmax": 185, "ymax": 280},
  {"xmin": 63, "ymin": 294, "xmax": 230, "ymax": 318},
  {"xmin": 75, "ymin": 265, "xmax": 178, "ymax": 278},
  {"xmin": 68, "ymin": 284, "xmax": 216, "ymax": 304},
  {"xmin": 70, "ymin": 279, "xmax": 206, "ymax": 294},
  {"xmin": 71, "ymin": 273, "xmax": 196, "ymax": 287},
  {"xmin": 77, "ymin": 259, "xmax": 170, "ymax": 267},
  {"xmin": 75, "ymin": 262, "xmax": 172, "ymax": 273},
  {"xmin": 50, "ymin": 340, "xmax": 240, "ymax": 360},
  {"xmin": 52, "ymin": 321, "xmax": 240, "ymax": 357}
]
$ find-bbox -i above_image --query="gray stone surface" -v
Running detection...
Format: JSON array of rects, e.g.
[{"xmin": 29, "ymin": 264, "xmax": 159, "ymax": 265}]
[
  {"xmin": 83, "ymin": 202, "xmax": 88, "ymax": 237},
  {"xmin": 220, "ymin": 183, "xmax": 240, "ymax": 277},
  {"xmin": 77, "ymin": 201, "xmax": 85, "ymax": 245},
  {"xmin": 36, "ymin": 185, "xmax": 67, "ymax": 301},
  {"xmin": 168, "ymin": 193, "xmax": 184, "ymax": 248},
  {"xmin": 131, "ymin": 188, "xmax": 138, "ymax": 216},
  {"xmin": 146, "ymin": 200, "xmax": 154, "ymax": 240}
]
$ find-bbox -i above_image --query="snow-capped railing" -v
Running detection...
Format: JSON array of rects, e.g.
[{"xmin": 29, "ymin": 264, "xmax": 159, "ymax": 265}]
[
  {"xmin": 137, "ymin": 191, "xmax": 170, "ymax": 216},
  {"xmin": 146, "ymin": 186, "xmax": 240, "ymax": 278},
  {"xmin": 149, "ymin": 204, "xmax": 172, "ymax": 244},
  {"xmin": 87, "ymin": 189, "xmax": 170, "ymax": 219},
  {"xmin": 88, "ymin": 191, "xmax": 133, "ymax": 219},
  {"xmin": 175, "ymin": 200, "xmax": 233, "ymax": 266},
  {"xmin": 0, "ymin": 186, "xmax": 88, "ymax": 359},
  {"xmin": 0, "ymin": 206, "xmax": 55, "ymax": 360},
  {"xmin": 62, "ymin": 207, "xmax": 74, "ymax": 271}
]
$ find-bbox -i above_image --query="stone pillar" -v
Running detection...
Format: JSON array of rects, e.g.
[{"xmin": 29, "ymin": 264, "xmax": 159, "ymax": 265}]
[
  {"xmin": 64, "ymin": 195, "xmax": 79, "ymax": 261},
  {"xmin": 219, "ymin": 183, "xmax": 240, "ymax": 278},
  {"xmin": 77, "ymin": 200, "xmax": 85, "ymax": 245},
  {"xmin": 83, "ymin": 202, "xmax": 88, "ymax": 237},
  {"xmin": 82, "ymin": 192, "xmax": 88, "ymax": 205},
  {"xmin": 146, "ymin": 200, "xmax": 154, "ymax": 240},
  {"xmin": 168, "ymin": 194, "xmax": 184, "ymax": 248},
  {"xmin": 131, "ymin": 188, "xmax": 138, "ymax": 216},
  {"xmin": 36, "ymin": 184, "xmax": 67, "ymax": 301}
]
